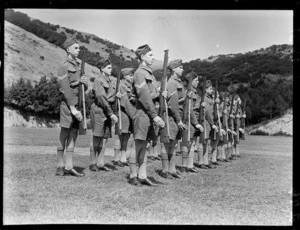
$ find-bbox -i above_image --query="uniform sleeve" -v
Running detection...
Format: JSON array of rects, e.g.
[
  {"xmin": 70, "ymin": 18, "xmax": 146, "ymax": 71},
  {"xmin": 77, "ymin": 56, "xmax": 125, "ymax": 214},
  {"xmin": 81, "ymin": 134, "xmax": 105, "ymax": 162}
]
[
  {"xmin": 205, "ymin": 107, "xmax": 214, "ymax": 127},
  {"xmin": 167, "ymin": 81, "xmax": 181, "ymax": 124},
  {"xmin": 58, "ymin": 65, "xmax": 76, "ymax": 106},
  {"xmin": 150, "ymin": 80, "xmax": 160, "ymax": 102},
  {"xmin": 107, "ymin": 79, "xmax": 116, "ymax": 103},
  {"xmin": 93, "ymin": 80, "xmax": 114, "ymax": 117},
  {"xmin": 134, "ymin": 71, "xmax": 158, "ymax": 119},
  {"xmin": 190, "ymin": 109, "xmax": 198, "ymax": 126}
]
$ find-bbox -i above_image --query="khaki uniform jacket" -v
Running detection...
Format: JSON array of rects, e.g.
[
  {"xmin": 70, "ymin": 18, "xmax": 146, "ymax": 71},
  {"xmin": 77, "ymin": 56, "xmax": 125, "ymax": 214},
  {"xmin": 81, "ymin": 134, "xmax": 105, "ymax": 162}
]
[
  {"xmin": 92, "ymin": 73, "xmax": 116, "ymax": 118},
  {"xmin": 57, "ymin": 57, "xmax": 88, "ymax": 128}
]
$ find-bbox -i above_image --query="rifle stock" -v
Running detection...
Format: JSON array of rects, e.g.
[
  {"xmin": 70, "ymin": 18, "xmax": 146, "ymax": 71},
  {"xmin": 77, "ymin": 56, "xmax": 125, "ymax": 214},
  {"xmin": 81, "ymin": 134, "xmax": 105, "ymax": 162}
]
[
  {"xmin": 229, "ymin": 94, "xmax": 235, "ymax": 141},
  {"xmin": 114, "ymin": 64, "xmax": 122, "ymax": 135},
  {"xmin": 199, "ymin": 76, "xmax": 207, "ymax": 140},
  {"xmin": 78, "ymin": 59, "xmax": 87, "ymax": 135},
  {"xmin": 158, "ymin": 49, "xmax": 170, "ymax": 143},
  {"xmin": 241, "ymin": 98, "xmax": 247, "ymax": 140}
]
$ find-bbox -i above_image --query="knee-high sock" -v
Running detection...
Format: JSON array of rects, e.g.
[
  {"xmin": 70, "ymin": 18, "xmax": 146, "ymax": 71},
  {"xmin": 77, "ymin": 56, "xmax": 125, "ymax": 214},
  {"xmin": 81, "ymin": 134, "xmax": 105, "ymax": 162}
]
[
  {"xmin": 217, "ymin": 145, "xmax": 222, "ymax": 160},
  {"xmin": 169, "ymin": 152, "xmax": 177, "ymax": 173},
  {"xmin": 203, "ymin": 141, "xmax": 209, "ymax": 165},
  {"xmin": 65, "ymin": 149, "xmax": 73, "ymax": 170},
  {"xmin": 181, "ymin": 146, "xmax": 188, "ymax": 167},
  {"xmin": 114, "ymin": 138, "xmax": 121, "ymax": 162},
  {"xmin": 236, "ymin": 145, "xmax": 240, "ymax": 156},
  {"xmin": 211, "ymin": 148, "xmax": 217, "ymax": 162},
  {"xmin": 90, "ymin": 143, "xmax": 97, "ymax": 165},
  {"xmin": 57, "ymin": 147, "xmax": 64, "ymax": 168},
  {"xmin": 161, "ymin": 144, "xmax": 169, "ymax": 173},
  {"xmin": 221, "ymin": 145, "xmax": 226, "ymax": 160},
  {"xmin": 64, "ymin": 128, "xmax": 77, "ymax": 170},
  {"xmin": 137, "ymin": 140, "xmax": 147, "ymax": 180},
  {"xmin": 96, "ymin": 138, "xmax": 105, "ymax": 167},
  {"xmin": 187, "ymin": 144, "xmax": 194, "ymax": 168},
  {"xmin": 198, "ymin": 146, "xmax": 204, "ymax": 165},
  {"xmin": 129, "ymin": 142, "xmax": 137, "ymax": 178}
]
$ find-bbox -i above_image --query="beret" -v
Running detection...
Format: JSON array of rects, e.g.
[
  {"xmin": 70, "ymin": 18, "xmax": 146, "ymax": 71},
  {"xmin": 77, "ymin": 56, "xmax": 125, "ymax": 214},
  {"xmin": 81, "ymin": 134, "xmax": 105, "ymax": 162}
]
[
  {"xmin": 121, "ymin": 68, "xmax": 134, "ymax": 76},
  {"xmin": 63, "ymin": 37, "xmax": 78, "ymax": 50},
  {"xmin": 97, "ymin": 58, "xmax": 111, "ymax": 69},
  {"xmin": 168, "ymin": 59, "xmax": 182, "ymax": 70},
  {"xmin": 135, "ymin": 44, "xmax": 152, "ymax": 58}
]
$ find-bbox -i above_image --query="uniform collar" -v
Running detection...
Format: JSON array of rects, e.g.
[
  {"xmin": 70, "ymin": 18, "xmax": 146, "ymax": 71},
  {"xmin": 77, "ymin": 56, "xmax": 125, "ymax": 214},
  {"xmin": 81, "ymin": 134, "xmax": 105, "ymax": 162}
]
[
  {"xmin": 170, "ymin": 74, "xmax": 181, "ymax": 83},
  {"xmin": 139, "ymin": 64, "xmax": 153, "ymax": 74},
  {"xmin": 206, "ymin": 93, "xmax": 213, "ymax": 99},
  {"xmin": 100, "ymin": 72, "xmax": 111, "ymax": 83},
  {"xmin": 66, "ymin": 56, "xmax": 80, "ymax": 66},
  {"xmin": 123, "ymin": 79, "xmax": 132, "ymax": 88}
]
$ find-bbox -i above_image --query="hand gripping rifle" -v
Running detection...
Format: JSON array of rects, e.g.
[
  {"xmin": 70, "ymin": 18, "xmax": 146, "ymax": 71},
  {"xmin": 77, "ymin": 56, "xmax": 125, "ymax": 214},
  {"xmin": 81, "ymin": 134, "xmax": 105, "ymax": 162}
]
[
  {"xmin": 215, "ymin": 82, "xmax": 223, "ymax": 141},
  {"xmin": 158, "ymin": 49, "xmax": 170, "ymax": 143},
  {"xmin": 199, "ymin": 76, "xmax": 207, "ymax": 140},
  {"xmin": 114, "ymin": 63, "xmax": 122, "ymax": 135},
  {"xmin": 241, "ymin": 99, "xmax": 247, "ymax": 140},
  {"xmin": 229, "ymin": 94, "xmax": 235, "ymax": 141},
  {"xmin": 78, "ymin": 58, "xmax": 87, "ymax": 135}
]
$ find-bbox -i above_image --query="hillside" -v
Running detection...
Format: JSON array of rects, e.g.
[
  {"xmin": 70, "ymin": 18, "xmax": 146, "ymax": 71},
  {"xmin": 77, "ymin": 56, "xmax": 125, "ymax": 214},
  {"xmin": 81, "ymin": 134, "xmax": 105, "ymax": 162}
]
[
  {"xmin": 4, "ymin": 21, "xmax": 99, "ymax": 88},
  {"xmin": 248, "ymin": 109, "xmax": 292, "ymax": 136}
]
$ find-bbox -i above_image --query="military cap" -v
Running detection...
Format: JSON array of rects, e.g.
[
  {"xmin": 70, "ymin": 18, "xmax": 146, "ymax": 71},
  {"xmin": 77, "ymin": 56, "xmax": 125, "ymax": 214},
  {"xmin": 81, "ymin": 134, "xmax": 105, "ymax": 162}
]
[
  {"xmin": 205, "ymin": 80, "xmax": 212, "ymax": 88},
  {"xmin": 63, "ymin": 36, "xmax": 78, "ymax": 50},
  {"xmin": 121, "ymin": 68, "xmax": 134, "ymax": 76},
  {"xmin": 97, "ymin": 58, "xmax": 111, "ymax": 69},
  {"xmin": 135, "ymin": 44, "xmax": 152, "ymax": 58},
  {"xmin": 168, "ymin": 59, "xmax": 182, "ymax": 70},
  {"xmin": 182, "ymin": 71, "xmax": 197, "ymax": 83}
]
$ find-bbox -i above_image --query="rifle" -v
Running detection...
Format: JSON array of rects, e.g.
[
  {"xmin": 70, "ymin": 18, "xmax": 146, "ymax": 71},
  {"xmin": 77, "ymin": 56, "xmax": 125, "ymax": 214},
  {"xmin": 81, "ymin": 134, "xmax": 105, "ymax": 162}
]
[
  {"xmin": 241, "ymin": 99, "xmax": 247, "ymax": 140},
  {"xmin": 213, "ymin": 81, "xmax": 218, "ymax": 140},
  {"xmin": 114, "ymin": 63, "xmax": 122, "ymax": 135},
  {"xmin": 199, "ymin": 76, "xmax": 207, "ymax": 140},
  {"xmin": 234, "ymin": 99, "xmax": 240, "ymax": 142},
  {"xmin": 215, "ymin": 82, "xmax": 223, "ymax": 141},
  {"xmin": 158, "ymin": 49, "xmax": 170, "ymax": 143},
  {"xmin": 78, "ymin": 58, "xmax": 87, "ymax": 135},
  {"xmin": 182, "ymin": 71, "xmax": 195, "ymax": 143},
  {"xmin": 222, "ymin": 92, "xmax": 229, "ymax": 149},
  {"xmin": 229, "ymin": 94, "xmax": 235, "ymax": 141}
]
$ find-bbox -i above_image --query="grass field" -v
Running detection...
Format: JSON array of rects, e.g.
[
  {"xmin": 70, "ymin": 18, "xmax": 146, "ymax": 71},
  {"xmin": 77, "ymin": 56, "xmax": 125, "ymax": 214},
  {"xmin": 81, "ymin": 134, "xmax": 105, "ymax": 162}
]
[{"xmin": 3, "ymin": 127, "xmax": 293, "ymax": 225}]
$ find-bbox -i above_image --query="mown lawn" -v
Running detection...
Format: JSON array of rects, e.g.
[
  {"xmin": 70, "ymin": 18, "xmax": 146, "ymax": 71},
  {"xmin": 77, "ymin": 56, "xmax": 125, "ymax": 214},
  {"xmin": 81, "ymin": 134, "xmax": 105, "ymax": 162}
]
[{"xmin": 3, "ymin": 127, "xmax": 293, "ymax": 225}]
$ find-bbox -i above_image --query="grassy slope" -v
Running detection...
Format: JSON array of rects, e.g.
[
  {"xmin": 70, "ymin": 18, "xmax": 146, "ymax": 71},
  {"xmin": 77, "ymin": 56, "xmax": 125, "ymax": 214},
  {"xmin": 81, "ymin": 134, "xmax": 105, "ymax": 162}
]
[
  {"xmin": 3, "ymin": 127, "xmax": 292, "ymax": 225},
  {"xmin": 4, "ymin": 21, "xmax": 99, "ymax": 88}
]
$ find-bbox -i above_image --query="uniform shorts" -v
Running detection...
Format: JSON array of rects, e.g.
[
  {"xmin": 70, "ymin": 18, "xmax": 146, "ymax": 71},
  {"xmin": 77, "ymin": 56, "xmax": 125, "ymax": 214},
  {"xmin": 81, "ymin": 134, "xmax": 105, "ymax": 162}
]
[
  {"xmin": 60, "ymin": 101, "xmax": 80, "ymax": 129},
  {"xmin": 115, "ymin": 109, "xmax": 133, "ymax": 135},
  {"xmin": 133, "ymin": 109, "xmax": 156, "ymax": 141},
  {"xmin": 160, "ymin": 115, "xmax": 179, "ymax": 143},
  {"xmin": 90, "ymin": 103, "xmax": 112, "ymax": 138}
]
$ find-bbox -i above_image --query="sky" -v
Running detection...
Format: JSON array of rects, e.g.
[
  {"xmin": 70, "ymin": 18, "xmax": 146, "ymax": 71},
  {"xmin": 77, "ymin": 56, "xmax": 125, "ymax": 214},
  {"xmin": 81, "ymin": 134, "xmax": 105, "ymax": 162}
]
[{"xmin": 13, "ymin": 9, "xmax": 293, "ymax": 62}]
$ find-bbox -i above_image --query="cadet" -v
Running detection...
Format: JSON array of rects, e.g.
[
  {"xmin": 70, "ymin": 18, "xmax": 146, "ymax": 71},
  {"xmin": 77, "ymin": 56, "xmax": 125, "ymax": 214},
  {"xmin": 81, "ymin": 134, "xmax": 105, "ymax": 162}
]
[
  {"xmin": 55, "ymin": 37, "xmax": 88, "ymax": 177},
  {"xmin": 227, "ymin": 94, "xmax": 237, "ymax": 160},
  {"xmin": 113, "ymin": 67, "xmax": 136, "ymax": 167},
  {"xmin": 216, "ymin": 92, "xmax": 229, "ymax": 162},
  {"xmin": 158, "ymin": 59, "xmax": 188, "ymax": 179},
  {"xmin": 197, "ymin": 80, "xmax": 219, "ymax": 169},
  {"xmin": 128, "ymin": 44, "xmax": 165, "ymax": 186},
  {"xmin": 89, "ymin": 58, "xmax": 119, "ymax": 172},
  {"xmin": 209, "ymin": 89, "xmax": 226, "ymax": 165},
  {"xmin": 171, "ymin": 64, "xmax": 203, "ymax": 173},
  {"xmin": 232, "ymin": 94, "xmax": 242, "ymax": 157}
]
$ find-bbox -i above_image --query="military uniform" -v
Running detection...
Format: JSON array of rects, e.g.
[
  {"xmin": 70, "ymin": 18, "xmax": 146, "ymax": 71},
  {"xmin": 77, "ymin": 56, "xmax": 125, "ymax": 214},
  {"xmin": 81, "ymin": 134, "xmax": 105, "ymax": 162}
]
[
  {"xmin": 89, "ymin": 59, "xmax": 118, "ymax": 172},
  {"xmin": 158, "ymin": 70, "xmax": 183, "ymax": 179},
  {"xmin": 128, "ymin": 44, "xmax": 162, "ymax": 186},
  {"xmin": 113, "ymin": 68, "xmax": 136, "ymax": 166},
  {"xmin": 56, "ymin": 37, "xmax": 87, "ymax": 177}
]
